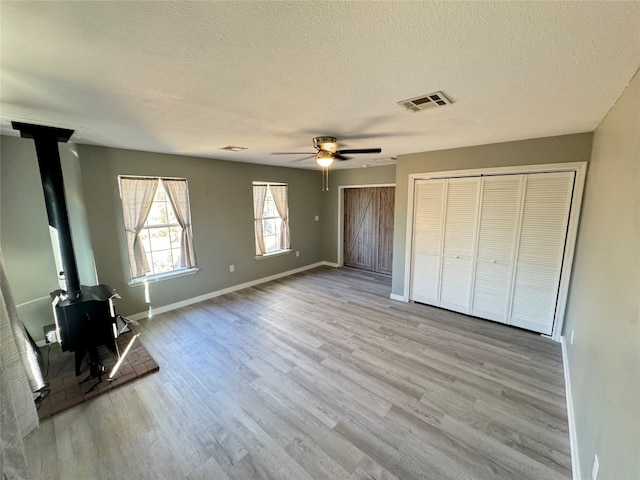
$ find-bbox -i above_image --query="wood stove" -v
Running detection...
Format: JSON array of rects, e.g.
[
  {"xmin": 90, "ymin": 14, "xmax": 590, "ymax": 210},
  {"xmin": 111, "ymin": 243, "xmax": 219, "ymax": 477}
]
[{"xmin": 13, "ymin": 122, "xmax": 118, "ymax": 386}]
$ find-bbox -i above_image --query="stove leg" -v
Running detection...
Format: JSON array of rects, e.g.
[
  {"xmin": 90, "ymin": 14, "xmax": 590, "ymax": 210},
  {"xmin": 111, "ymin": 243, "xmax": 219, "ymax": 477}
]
[
  {"xmin": 78, "ymin": 346, "xmax": 105, "ymax": 393},
  {"xmin": 75, "ymin": 348, "xmax": 86, "ymax": 376}
]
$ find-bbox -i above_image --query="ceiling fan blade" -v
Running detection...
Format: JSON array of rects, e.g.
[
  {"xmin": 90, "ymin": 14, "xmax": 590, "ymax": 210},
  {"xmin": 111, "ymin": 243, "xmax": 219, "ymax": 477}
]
[
  {"xmin": 336, "ymin": 148, "xmax": 382, "ymax": 155},
  {"xmin": 334, "ymin": 153, "xmax": 353, "ymax": 161},
  {"xmin": 291, "ymin": 155, "xmax": 316, "ymax": 163},
  {"xmin": 271, "ymin": 151, "xmax": 315, "ymax": 155}
]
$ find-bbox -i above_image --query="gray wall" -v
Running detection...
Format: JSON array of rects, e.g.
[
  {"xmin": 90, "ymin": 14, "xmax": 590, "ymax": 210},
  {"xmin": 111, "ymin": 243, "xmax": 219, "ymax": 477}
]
[
  {"xmin": 0, "ymin": 133, "xmax": 594, "ymax": 340},
  {"xmin": 60, "ymin": 143, "xmax": 98, "ymax": 286},
  {"xmin": 0, "ymin": 136, "xmax": 96, "ymax": 341},
  {"xmin": 2, "ymin": 93, "xmax": 638, "ymax": 478},
  {"xmin": 321, "ymin": 165, "xmax": 396, "ymax": 264},
  {"xmin": 76, "ymin": 144, "xmax": 324, "ymax": 317},
  {"xmin": 563, "ymin": 70, "xmax": 639, "ymax": 479},
  {"xmin": 391, "ymin": 133, "xmax": 594, "ymax": 297}
]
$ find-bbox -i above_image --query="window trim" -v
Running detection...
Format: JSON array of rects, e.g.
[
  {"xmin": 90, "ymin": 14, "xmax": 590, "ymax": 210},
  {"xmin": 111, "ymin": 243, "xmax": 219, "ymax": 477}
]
[
  {"xmin": 253, "ymin": 181, "xmax": 290, "ymax": 257},
  {"xmin": 128, "ymin": 266, "xmax": 200, "ymax": 286},
  {"xmin": 118, "ymin": 175, "xmax": 198, "ymax": 283},
  {"xmin": 254, "ymin": 249, "xmax": 291, "ymax": 260}
]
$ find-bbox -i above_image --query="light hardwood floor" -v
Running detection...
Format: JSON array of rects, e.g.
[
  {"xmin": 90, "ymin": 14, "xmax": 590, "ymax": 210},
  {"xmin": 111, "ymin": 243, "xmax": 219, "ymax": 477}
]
[{"xmin": 25, "ymin": 267, "xmax": 571, "ymax": 480}]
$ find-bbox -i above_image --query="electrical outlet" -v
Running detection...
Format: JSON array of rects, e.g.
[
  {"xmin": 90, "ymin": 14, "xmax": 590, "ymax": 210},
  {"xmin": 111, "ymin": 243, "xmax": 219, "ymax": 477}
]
[
  {"xmin": 229, "ymin": 264, "xmax": 235, "ymax": 272},
  {"xmin": 591, "ymin": 454, "xmax": 599, "ymax": 480},
  {"xmin": 314, "ymin": 215, "xmax": 319, "ymax": 221},
  {"xmin": 570, "ymin": 330, "xmax": 575, "ymax": 345},
  {"xmin": 296, "ymin": 251, "xmax": 300, "ymax": 257},
  {"xmin": 46, "ymin": 330, "xmax": 58, "ymax": 344},
  {"xmin": 43, "ymin": 324, "xmax": 57, "ymax": 344}
]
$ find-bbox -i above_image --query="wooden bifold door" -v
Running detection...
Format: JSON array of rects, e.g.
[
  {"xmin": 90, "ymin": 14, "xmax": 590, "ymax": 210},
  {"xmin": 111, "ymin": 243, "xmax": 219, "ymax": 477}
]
[{"xmin": 343, "ymin": 187, "xmax": 395, "ymax": 275}]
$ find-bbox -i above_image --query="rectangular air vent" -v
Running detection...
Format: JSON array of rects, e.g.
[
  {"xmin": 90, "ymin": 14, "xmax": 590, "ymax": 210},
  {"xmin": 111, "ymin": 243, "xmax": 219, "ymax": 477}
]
[
  {"xmin": 397, "ymin": 91, "xmax": 452, "ymax": 112},
  {"xmin": 219, "ymin": 145, "xmax": 247, "ymax": 152}
]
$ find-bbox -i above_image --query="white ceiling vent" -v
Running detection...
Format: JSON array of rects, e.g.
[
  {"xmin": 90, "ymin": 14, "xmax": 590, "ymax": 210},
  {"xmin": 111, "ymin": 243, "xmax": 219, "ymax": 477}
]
[
  {"xmin": 363, "ymin": 157, "xmax": 397, "ymax": 168},
  {"xmin": 219, "ymin": 145, "xmax": 248, "ymax": 152},
  {"xmin": 397, "ymin": 91, "xmax": 452, "ymax": 112}
]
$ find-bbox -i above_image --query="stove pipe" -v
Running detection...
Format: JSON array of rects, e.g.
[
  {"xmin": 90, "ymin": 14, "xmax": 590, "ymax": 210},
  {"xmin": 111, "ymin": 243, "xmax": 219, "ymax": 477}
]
[{"xmin": 12, "ymin": 122, "xmax": 81, "ymax": 301}]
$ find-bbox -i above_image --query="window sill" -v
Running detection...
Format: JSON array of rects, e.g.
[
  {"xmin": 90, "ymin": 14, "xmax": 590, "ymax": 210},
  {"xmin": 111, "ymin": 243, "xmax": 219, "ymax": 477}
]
[
  {"xmin": 255, "ymin": 249, "xmax": 291, "ymax": 260},
  {"xmin": 128, "ymin": 267, "xmax": 200, "ymax": 286}
]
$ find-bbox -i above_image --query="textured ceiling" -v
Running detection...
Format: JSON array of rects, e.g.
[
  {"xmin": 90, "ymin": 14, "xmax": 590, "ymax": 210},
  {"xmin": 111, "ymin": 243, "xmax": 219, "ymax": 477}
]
[{"xmin": 1, "ymin": 2, "xmax": 639, "ymax": 169}]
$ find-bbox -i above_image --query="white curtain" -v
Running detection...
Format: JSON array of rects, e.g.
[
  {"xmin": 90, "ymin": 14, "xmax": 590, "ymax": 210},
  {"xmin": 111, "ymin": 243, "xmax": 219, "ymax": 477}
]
[
  {"xmin": 1, "ymin": 249, "xmax": 41, "ymax": 480},
  {"xmin": 163, "ymin": 179, "xmax": 197, "ymax": 269},
  {"xmin": 270, "ymin": 185, "xmax": 290, "ymax": 250},
  {"xmin": 120, "ymin": 178, "xmax": 158, "ymax": 278},
  {"xmin": 253, "ymin": 185, "xmax": 268, "ymax": 255}
]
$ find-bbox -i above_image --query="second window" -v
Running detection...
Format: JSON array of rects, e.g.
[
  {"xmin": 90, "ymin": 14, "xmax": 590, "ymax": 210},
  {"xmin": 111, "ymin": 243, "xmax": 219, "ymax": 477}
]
[{"xmin": 253, "ymin": 182, "xmax": 290, "ymax": 256}]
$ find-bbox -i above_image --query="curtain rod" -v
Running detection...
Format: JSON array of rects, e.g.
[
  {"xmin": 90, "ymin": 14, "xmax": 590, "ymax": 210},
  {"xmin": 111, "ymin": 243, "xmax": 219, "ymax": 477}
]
[{"xmin": 118, "ymin": 175, "xmax": 187, "ymax": 181}]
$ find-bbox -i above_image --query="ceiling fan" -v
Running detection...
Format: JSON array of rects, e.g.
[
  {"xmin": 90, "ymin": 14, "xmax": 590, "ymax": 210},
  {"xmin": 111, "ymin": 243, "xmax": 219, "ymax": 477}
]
[{"xmin": 271, "ymin": 136, "xmax": 382, "ymax": 168}]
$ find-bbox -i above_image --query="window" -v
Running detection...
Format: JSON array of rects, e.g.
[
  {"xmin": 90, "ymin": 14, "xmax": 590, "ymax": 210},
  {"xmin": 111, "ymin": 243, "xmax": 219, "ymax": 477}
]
[
  {"xmin": 253, "ymin": 182, "xmax": 290, "ymax": 256},
  {"xmin": 118, "ymin": 176, "xmax": 197, "ymax": 282}
]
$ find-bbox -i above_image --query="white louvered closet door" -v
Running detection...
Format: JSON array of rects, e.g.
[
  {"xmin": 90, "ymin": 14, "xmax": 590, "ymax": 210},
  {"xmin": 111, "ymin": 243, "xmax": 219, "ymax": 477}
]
[
  {"xmin": 410, "ymin": 179, "xmax": 445, "ymax": 305},
  {"xmin": 471, "ymin": 175, "xmax": 524, "ymax": 323},
  {"xmin": 510, "ymin": 171, "xmax": 575, "ymax": 334},
  {"xmin": 439, "ymin": 177, "xmax": 481, "ymax": 314}
]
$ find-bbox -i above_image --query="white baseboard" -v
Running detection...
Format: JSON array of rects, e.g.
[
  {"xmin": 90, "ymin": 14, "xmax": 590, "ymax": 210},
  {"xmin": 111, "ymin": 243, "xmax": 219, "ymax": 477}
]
[
  {"xmin": 561, "ymin": 336, "xmax": 580, "ymax": 480},
  {"xmin": 322, "ymin": 261, "xmax": 340, "ymax": 268},
  {"xmin": 16, "ymin": 296, "xmax": 51, "ymax": 309},
  {"xmin": 389, "ymin": 293, "xmax": 406, "ymax": 302},
  {"xmin": 128, "ymin": 261, "xmax": 328, "ymax": 321}
]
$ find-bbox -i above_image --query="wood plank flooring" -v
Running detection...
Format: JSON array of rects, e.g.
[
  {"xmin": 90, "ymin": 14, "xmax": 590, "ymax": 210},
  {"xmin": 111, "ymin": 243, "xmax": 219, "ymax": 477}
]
[{"xmin": 25, "ymin": 266, "xmax": 571, "ymax": 480}]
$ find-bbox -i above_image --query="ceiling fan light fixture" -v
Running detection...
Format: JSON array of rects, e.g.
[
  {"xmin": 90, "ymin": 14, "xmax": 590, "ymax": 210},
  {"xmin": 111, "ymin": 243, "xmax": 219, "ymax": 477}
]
[
  {"xmin": 313, "ymin": 136, "xmax": 338, "ymax": 153},
  {"xmin": 316, "ymin": 151, "xmax": 334, "ymax": 167},
  {"xmin": 323, "ymin": 142, "xmax": 338, "ymax": 152}
]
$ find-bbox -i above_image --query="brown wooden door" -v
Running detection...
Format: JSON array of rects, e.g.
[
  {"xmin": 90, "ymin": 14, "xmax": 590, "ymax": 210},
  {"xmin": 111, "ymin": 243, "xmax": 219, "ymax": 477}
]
[
  {"xmin": 376, "ymin": 187, "xmax": 395, "ymax": 275},
  {"xmin": 343, "ymin": 187, "xmax": 395, "ymax": 275}
]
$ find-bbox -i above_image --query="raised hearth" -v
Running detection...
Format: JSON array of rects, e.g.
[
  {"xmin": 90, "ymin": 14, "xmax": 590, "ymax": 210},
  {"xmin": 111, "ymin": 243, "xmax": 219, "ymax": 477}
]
[{"xmin": 37, "ymin": 330, "xmax": 159, "ymax": 420}]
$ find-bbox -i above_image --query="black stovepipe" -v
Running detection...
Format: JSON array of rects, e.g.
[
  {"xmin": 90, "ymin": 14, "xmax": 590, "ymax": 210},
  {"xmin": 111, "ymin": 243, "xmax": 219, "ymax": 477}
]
[{"xmin": 12, "ymin": 122, "xmax": 81, "ymax": 301}]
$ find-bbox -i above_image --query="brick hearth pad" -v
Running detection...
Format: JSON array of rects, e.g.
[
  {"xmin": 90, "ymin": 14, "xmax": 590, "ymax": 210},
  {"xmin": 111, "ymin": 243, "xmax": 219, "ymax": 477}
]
[{"xmin": 36, "ymin": 330, "xmax": 159, "ymax": 420}]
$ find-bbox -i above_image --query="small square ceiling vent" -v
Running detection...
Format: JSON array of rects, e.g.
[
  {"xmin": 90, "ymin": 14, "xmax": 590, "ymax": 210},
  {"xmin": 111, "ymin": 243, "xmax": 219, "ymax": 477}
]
[
  {"xmin": 219, "ymin": 145, "xmax": 247, "ymax": 152},
  {"xmin": 397, "ymin": 91, "xmax": 452, "ymax": 112}
]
